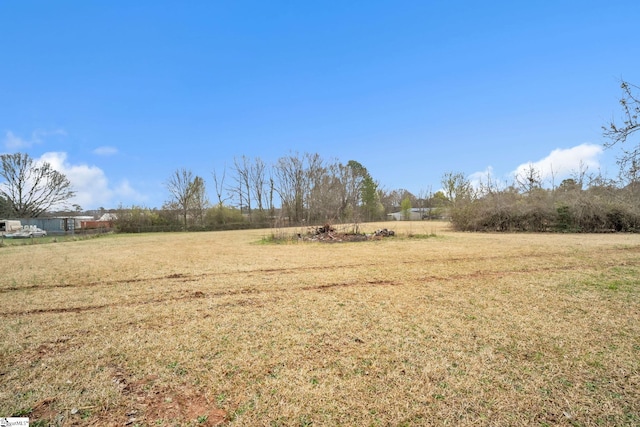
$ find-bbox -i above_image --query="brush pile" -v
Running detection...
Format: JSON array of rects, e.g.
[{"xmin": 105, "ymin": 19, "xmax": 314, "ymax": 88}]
[{"xmin": 298, "ymin": 224, "xmax": 395, "ymax": 243}]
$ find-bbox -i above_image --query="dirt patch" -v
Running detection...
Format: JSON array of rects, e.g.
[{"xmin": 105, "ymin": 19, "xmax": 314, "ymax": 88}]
[
  {"xmin": 130, "ymin": 387, "xmax": 226, "ymax": 426},
  {"xmin": 104, "ymin": 367, "xmax": 227, "ymax": 426},
  {"xmin": 25, "ymin": 336, "xmax": 73, "ymax": 364},
  {"xmin": 29, "ymin": 397, "xmax": 58, "ymax": 423}
]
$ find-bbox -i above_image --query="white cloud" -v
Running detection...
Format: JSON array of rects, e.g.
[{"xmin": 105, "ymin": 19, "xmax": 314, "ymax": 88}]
[
  {"xmin": 512, "ymin": 143, "xmax": 603, "ymax": 185},
  {"xmin": 113, "ymin": 179, "xmax": 147, "ymax": 202},
  {"xmin": 3, "ymin": 131, "xmax": 28, "ymax": 149},
  {"xmin": 469, "ymin": 166, "xmax": 495, "ymax": 189},
  {"xmin": 465, "ymin": 143, "xmax": 605, "ymax": 193},
  {"xmin": 37, "ymin": 152, "xmax": 146, "ymax": 210},
  {"xmin": 3, "ymin": 129, "xmax": 66, "ymax": 150},
  {"xmin": 93, "ymin": 146, "xmax": 118, "ymax": 156}
]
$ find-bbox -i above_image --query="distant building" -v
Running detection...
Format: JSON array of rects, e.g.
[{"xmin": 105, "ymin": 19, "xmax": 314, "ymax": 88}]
[
  {"xmin": 17, "ymin": 215, "xmax": 115, "ymax": 234},
  {"xmin": 19, "ymin": 217, "xmax": 77, "ymax": 234},
  {"xmin": 81, "ymin": 213, "xmax": 117, "ymax": 230},
  {"xmin": 98, "ymin": 213, "xmax": 118, "ymax": 222},
  {"xmin": 387, "ymin": 208, "xmax": 442, "ymax": 221}
]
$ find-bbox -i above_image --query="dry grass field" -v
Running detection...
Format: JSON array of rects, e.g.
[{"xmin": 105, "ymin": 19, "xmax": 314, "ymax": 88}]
[{"xmin": 1, "ymin": 221, "xmax": 639, "ymax": 426}]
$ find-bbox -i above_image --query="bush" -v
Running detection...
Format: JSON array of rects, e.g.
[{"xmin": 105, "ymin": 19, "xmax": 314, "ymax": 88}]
[{"xmin": 449, "ymin": 184, "xmax": 639, "ymax": 233}]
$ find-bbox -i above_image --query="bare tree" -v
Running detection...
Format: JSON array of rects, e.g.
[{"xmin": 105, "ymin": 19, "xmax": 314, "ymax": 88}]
[
  {"xmin": 385, "ymin": 188, "xmax": 401, "ymax": 211},
  {"xmin": 344, "ymin": 160, "xmax": 365, "ymax": 214},
  {"xmin": 441, "ymin": 172, "xmax": 472, "ymax": 205},
  {"xmin": 0, "ymin": 152, "xmax": 75, "ymax": 217},
  {"xmin": 212, "ymin": 166, "xmax": 231, "ymax": 209},
  {"xmin": 416, "ymin": 188, "xmax": 431, "ymax": 219},
  {"xmin": 310, "ymin": 161, "xmax": 345, "ymax": 222},
  {"xmin": 210, "ymin": 166, "xmax": 234, "ymax": 225},
  {"xmin": 376, "ymin": 187, "xmax": 394, "ymax": 215},
  {"xmin": 570, "ymin": 160, "xmax": 589, "ymax": 190},
  {"xmin": 268, "ymin": 175, "xmax": 275, "ymax": 220},
  {"xmin": 189, "ymin": 176, "xmax": 209, "ymax": 226},
  {"xmin": 303, "ymin": 153, "xmax": 325, "ymax": 223},
  {"xmin": 165, "ymin": 168, "xmax": 203, "ymax": 228},
  {"xmin": 273, "ymin": 152, "xmax": 306, "ymax": 223},
  {"xmin": 515, "ymin": 164, "xmax": 543, "ymax": 194},
  {"xmin": 335, "ymin": 160, "xmax": 369, "ymax": 221},
  {"xmin": 336, "ymin": 163, "xmax": 355, "ymax": 220},
  {"xmin": 249, "ymin": 157, "xmax": 267, "ymax": 218},
  {"xmin": 603, "ymin": 80, "xmax": 640, "ymax": 180},
  {"xmin": 231, "ymin": 156, "xmax": 252, "ymax": 221},
  {"xmin": 549, "ymin": 163, "xmax": 557, "ymax": 190}
]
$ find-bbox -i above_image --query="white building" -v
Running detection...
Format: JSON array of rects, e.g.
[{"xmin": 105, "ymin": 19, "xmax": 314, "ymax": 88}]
[{"xmin": 388, "ymin": 208, "xmax": 429, "ymax": 221}]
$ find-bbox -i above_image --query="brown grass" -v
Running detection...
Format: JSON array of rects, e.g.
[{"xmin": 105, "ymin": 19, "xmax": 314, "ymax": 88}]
[{"xmin": 1, "ymin": 221, "xmax": 639, "ymax": 426}]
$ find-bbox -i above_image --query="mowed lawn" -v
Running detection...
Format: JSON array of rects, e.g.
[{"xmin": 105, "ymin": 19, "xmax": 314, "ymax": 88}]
[{"xmin": 1, "ymin": 222, "xmax": 639, "ymax": 426}]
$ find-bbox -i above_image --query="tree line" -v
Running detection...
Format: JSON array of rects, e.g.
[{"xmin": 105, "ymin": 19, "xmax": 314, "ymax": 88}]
[
  {"xmin": 1, "ymin": 80, "xmax": 639, "ymax": 233},
  {"xmin": 0, "ymin": 149, "xmax": 439, "ymax": 232},
  {"xmin": 152, "ymin": 153, "xmax": 413, "ymax": 230}
]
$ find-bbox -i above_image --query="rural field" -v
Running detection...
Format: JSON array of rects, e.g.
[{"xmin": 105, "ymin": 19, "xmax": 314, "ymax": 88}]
[{"xmin": 1, "ymin": 221, "xmax": 639, "ymax": 426}]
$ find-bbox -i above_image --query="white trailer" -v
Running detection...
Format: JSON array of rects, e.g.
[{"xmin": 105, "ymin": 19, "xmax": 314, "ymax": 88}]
[{"xmin": 0, "ymin": 220, "xmax": 22, "ymax": 235}]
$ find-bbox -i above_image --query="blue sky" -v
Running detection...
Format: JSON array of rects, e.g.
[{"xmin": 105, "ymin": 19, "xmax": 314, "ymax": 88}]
[{"xmin": 1, "ymin": 1, "xmax": 639, "ymax": 210}]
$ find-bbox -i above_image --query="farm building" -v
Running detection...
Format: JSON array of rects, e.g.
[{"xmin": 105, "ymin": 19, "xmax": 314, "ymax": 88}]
[
  {"xmin": 18, "ymin": 217, "xmax": 81, "ymax": 234},
  {"xmin": 387, "ymin": 208, "xmax": 442, "ymax": 221},
  {"xmin": 16, "ymin": 215, "xmax": 115, "ymax": 235},
  {"xmin": 81, "ymin": 213, "xmax": 117, "ymax": 230}
]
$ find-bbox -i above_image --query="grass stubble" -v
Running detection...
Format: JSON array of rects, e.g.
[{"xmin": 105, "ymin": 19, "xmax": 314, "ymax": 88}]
[{"xmin": 0, "ymin": 222, "xmax": 638, "ymax": 426}]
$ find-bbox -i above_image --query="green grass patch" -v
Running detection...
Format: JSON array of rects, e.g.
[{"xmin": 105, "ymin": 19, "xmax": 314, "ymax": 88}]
[
  {"xmin": 0, "ymin": 232, "xmax": 111, "ymax": 248},
  {"xmin": 405, "ymin": 232, "xmax": 439, "ymax": 239},
  {"xmin": 583, "ymin": 268, "xmax": 640, "ymax": 293}
]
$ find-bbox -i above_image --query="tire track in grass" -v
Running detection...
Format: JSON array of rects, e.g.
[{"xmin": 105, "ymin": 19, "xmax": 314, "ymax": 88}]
[
  {"xmin": 0, "ymin": 280, "xmax": 400, "ymax": 317},
  {"xmin": 3, "ymin": 253, "xmax": 634, "ymax": 317},
  {"xmin": 0, "ymin": 250, "xmax": 608, "ymax": 294}
]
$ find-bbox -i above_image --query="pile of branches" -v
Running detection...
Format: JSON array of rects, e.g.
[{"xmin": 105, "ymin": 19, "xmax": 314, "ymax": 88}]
[{"xmin": 298, "ymin": 224, "xmax": 395, "ymax": 243}]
